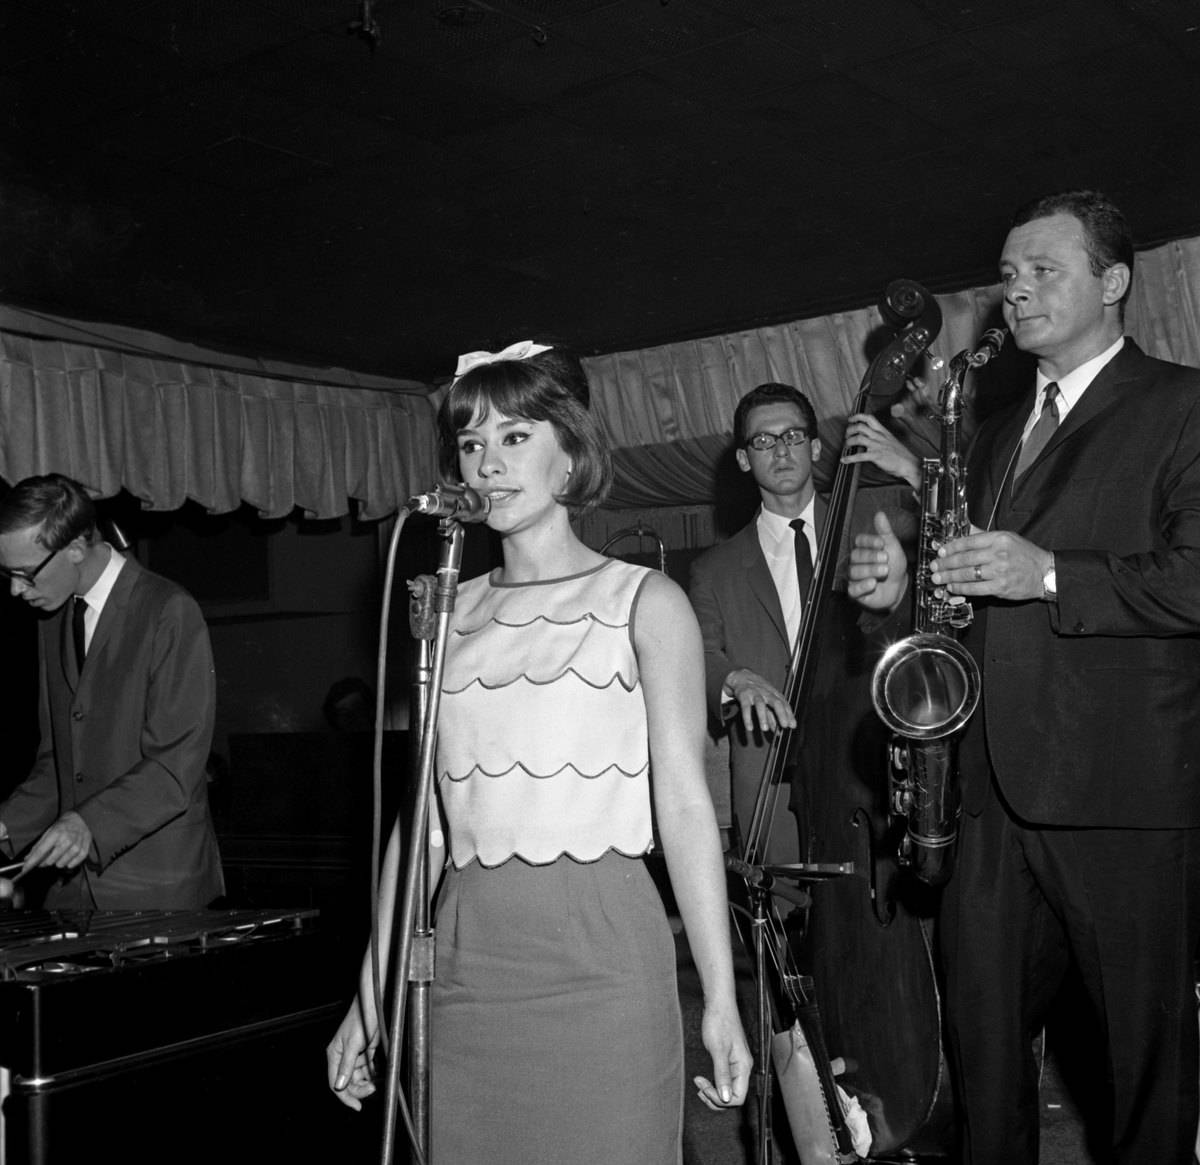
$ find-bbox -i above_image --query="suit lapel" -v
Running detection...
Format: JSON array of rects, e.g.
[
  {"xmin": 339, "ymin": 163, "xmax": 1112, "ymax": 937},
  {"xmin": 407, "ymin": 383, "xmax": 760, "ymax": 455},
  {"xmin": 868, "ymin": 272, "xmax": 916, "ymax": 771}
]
[
  {"xmin": 975, "ymin": 403, "xmax": 1027, "ymax": 531},
  {"xmin": 58, "ymin": 604, "xmax": 80, "ymax": 691},
  {"xmin": 1029, "ymin": 344, "xmax": 1132, "ymax": 463},
  {"xmin": 1005, "ymin": 340, "xmax": 1143, "ymax": 521},
  {"xmin": 78, "ymin": 553, "xmax": 138, "ymax": 688},
  {"xmin": 743, "ymin": 497, "xmax": 824, "ymax": 651},
  {"xmin": 737, "ymin": 520, "xmax": 790, "ymax": 651}
]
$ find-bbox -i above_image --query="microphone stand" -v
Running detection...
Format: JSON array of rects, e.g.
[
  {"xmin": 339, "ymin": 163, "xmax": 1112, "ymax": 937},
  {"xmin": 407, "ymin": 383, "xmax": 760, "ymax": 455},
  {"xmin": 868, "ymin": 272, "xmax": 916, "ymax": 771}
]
[
  {"xmin": 725, "ymin": 857, "xmax": 856, "ymax": 1165},
  {"xmin": 405, "ymin": 573, "xmax": 436, "ymax": 1155},
  {"xmin": 379, "ymin": 516, "xmax": 467, "ymax": 1165}
]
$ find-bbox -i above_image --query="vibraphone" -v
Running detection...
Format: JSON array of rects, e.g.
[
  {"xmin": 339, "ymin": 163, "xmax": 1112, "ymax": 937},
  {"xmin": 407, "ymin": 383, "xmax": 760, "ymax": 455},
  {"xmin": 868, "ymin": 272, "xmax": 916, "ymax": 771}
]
[{"xmin": 0, "ymin": 907, "xmax": 377, "ymax": 1164}]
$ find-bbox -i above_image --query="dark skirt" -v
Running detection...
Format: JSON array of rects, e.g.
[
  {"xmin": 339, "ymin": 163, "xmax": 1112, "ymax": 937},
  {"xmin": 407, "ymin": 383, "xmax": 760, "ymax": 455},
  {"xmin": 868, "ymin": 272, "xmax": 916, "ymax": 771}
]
[{"xmin": 431, "ymin": 850, "xmax": 684, "ymax": 1165}]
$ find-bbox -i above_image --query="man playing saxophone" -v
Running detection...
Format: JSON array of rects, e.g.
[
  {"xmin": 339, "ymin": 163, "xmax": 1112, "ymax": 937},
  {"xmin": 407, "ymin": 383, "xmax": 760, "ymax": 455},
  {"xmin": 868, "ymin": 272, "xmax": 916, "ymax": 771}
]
[{"xmin": 849, "ymin": 189, "xmax": 1200, "ymax": 1164}]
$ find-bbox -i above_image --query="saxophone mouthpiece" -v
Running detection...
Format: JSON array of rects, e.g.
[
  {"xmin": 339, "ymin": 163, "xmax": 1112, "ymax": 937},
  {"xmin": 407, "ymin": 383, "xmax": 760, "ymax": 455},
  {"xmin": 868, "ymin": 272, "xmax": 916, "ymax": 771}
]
[{"xmin": 975, "ymin": 328, "xmax": 1008, "ymax": 360}]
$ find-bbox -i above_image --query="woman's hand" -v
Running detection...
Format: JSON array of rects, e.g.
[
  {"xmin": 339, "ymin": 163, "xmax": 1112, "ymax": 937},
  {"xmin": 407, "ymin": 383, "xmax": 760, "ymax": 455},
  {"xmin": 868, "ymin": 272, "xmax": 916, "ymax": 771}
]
[
  {"xmin": 693, "ymin": 1003, "xmax": 753, "ymax": 1111},
  {"xmin": 326, "ymin": 1001, "xmax": 380, "ymax": 1111}
]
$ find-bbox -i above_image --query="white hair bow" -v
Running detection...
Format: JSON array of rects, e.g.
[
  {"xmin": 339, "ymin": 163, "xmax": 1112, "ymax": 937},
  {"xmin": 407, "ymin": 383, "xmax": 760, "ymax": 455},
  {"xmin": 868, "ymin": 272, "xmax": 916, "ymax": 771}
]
[{"xmin": 454, "ymin": 340, "xmax": 553, "ymax": 379}]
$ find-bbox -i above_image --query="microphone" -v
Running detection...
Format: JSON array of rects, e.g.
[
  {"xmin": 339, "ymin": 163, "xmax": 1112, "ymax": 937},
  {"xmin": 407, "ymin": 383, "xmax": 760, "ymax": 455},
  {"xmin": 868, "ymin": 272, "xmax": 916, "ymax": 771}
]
[{"xmin": 406, "ymin": 483, "xmax": 492, "ymax": 523}]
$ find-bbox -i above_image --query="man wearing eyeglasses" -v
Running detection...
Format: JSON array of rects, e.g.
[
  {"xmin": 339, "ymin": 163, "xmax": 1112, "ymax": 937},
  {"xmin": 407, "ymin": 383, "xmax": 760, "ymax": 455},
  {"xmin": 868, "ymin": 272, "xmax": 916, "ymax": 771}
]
[
  {"xmin": 687, "ymin": 383, "xmax": 828, "ymax": 863},
  {"xmin": 0, "ymin": 473, "xmax": 224, "ymax": 910}
]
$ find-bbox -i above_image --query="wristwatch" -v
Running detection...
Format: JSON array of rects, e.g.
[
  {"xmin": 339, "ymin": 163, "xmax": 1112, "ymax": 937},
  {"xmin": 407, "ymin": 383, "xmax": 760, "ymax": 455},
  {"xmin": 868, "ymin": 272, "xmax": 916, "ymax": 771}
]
[{"xmin": 1041, "ymin": 554, "xmax": 1057, "ymax": 602}]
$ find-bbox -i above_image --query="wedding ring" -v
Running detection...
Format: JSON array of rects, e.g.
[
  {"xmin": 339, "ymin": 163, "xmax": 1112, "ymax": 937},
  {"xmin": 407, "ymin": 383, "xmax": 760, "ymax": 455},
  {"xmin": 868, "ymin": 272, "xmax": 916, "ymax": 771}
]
[{"xmin": 974, "ymin": 565, "xmax": 983, "ymax": 581}]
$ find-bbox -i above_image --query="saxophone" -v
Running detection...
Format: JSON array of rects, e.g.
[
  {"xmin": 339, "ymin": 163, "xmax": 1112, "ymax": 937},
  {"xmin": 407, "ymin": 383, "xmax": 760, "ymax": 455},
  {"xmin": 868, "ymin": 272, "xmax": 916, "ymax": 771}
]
[{"xmin": 869, "ymin": 328, "xmax": 1006, "ymax": 886}]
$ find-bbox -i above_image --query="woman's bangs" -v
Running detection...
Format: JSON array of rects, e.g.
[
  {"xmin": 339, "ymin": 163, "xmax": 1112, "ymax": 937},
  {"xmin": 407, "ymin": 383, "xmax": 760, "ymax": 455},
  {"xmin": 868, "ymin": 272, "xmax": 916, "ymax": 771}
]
[{"xmin": 449, "ymin": 362, "xmax": 555, "ymax": 432}]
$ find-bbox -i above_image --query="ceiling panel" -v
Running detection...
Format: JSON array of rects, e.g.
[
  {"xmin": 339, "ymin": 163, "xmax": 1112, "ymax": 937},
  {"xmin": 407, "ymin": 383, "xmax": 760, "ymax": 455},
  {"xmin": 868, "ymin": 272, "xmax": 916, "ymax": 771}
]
[{"xmin": 3, "ymin": 0, "xmax": 1200, "ymax": 379}]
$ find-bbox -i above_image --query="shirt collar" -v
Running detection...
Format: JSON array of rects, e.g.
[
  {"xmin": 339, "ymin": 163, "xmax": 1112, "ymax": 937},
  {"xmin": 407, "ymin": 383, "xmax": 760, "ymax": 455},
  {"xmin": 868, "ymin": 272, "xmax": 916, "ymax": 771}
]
[
  {"xmin": 1036, "ymin": 335, "xmax": 1125, "ymax": 414},
  {"xmin": 79, "ymin": 543, "xmax": 125, "ymax": 612},
  {"xmin": 757, "ymin": 496, "xmax": 816, "ymax": 544}
]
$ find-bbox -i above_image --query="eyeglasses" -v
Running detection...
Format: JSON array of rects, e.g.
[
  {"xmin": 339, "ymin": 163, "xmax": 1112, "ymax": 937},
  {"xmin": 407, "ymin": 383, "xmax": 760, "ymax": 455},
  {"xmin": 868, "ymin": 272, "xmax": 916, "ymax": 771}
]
[
  {"xmin": 745, "ymin": 427, "xmax": 811, "ymax": 452},
  {"xmin": 0, "ymin": 546, "xmax": 60, "ymax": 585}
]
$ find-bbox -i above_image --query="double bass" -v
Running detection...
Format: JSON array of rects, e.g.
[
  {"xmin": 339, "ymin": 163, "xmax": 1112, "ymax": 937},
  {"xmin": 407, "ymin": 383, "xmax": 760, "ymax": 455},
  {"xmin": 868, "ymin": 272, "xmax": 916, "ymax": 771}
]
[{"xmin": 740, "ymin": 280, "xmax": 954, "ymax": 1158}]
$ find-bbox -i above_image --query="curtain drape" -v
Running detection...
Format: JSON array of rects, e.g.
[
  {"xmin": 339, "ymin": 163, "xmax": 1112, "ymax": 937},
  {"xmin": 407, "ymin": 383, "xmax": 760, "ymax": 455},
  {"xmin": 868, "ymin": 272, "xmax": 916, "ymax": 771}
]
[
  {"xmin": 577, "ymin": 236, "xmax": 1200, "ymax": 549},
  {"xmin": 582, "ymin": 285, "xmax": 1003, "ymax": 454},
  {"xmin": 584, "ymin": 237, "xmax": 1200, "ymax": 453},
  {"xmin": 0, "ymin": 307, "xmax": 438, "ymax": 520},
  {"xmin": 6, "ymin": 234, "xmax": 1200, "ymax": 533}
]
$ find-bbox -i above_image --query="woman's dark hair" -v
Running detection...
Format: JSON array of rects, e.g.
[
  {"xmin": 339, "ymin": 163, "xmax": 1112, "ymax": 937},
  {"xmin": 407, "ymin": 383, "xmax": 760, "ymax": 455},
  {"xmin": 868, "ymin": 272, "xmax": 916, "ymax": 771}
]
[
  {"xmin": 0, "ymin": 473, "xmax": 97, "ymax": 549},
  {"xmin": 437, "ymin": 345, "xmax": 613, "ymax": 512}
]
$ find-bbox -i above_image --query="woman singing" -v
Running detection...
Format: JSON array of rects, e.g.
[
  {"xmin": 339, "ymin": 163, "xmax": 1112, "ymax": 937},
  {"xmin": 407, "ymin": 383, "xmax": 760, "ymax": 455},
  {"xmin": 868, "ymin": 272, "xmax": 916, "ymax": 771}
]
[{"xmin": 327, "ymin": 340, "xmax": 750, "ymax": 1163}]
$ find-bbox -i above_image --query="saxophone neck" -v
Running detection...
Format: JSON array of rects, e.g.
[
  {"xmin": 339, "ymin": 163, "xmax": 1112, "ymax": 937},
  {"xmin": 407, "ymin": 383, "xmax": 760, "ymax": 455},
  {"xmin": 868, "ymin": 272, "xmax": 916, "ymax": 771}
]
[
  {"xmin": 939, "ymin": 328, "xmax": 1007, "ymax": 426},
  {"xmin": 939, "ymin": 359, "xmax": 969, "ymax": 427}
]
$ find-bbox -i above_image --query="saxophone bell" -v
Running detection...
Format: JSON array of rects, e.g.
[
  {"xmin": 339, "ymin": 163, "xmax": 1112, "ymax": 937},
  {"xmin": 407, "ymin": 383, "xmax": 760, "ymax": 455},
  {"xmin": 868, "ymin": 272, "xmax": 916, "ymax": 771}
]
[
  {"xmin": 871, "ymin": 631, "xmax": 980, "ymax": 887},
  {"xmin": 872, "ymin": 632, "xmax": 980, "ymax": 742}
]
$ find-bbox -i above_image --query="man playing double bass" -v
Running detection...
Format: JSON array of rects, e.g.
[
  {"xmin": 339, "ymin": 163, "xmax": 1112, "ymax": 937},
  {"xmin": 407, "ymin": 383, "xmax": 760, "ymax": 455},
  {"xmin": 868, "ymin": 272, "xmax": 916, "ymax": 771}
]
[
  {"xmin": 688, "ymin": 382, "xmax": 917, "ymax": 865},
  {"xmin": 851, "ymin": 189, "xmax": 1200, "ymax": 1163},
  {"xmin": 688, "ymin": 383, "xmax": 820, "ymax": 865}
]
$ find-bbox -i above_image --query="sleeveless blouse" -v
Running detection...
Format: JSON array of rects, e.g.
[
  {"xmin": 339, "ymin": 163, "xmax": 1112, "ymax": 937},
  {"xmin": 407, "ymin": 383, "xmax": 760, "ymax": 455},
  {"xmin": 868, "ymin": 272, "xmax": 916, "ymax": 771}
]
[{"xmin": 437, "ymin": 558, "xmax": 654, "ymax": 869}]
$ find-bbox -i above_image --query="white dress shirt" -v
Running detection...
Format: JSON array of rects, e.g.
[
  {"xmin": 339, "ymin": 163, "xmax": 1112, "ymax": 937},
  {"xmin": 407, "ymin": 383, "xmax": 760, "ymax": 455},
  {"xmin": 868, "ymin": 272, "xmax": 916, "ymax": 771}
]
[
  {"xmin": 756, "ymin": 500, "xmax": 817, "ymax": 648},
  {"xmin": 75, "ymin": 544, "xmax": 126, "ymax": 653},
  {"xmin": 1020, "ymin": 335, "xmax": 1125, "ymax": 441}
]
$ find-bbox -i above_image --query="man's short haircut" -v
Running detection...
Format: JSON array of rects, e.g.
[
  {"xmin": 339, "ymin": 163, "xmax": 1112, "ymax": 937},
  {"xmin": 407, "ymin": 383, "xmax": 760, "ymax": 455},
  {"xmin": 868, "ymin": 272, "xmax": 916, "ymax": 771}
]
[
  {"xmin": 437, "ymin": 344, "xmax": 612, "ymax": 512},
  {"xmin": 733, "ymin": 383, "xmax": 819, "ymax": 448},
  {"xmin": 1011, "ymin": 189, "xmax": 1135, "ymax": 306},
  {"xmin": 0, "ymin": 474, "xmax": 97, "ymax": 549}
]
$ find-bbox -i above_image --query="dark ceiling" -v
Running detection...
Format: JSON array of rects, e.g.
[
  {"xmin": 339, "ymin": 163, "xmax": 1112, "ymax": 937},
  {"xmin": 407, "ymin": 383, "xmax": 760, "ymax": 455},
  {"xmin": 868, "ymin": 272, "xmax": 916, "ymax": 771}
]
[{"xmin": 5, "ymin": 0, "xmax": 1200, "ymax": 382}]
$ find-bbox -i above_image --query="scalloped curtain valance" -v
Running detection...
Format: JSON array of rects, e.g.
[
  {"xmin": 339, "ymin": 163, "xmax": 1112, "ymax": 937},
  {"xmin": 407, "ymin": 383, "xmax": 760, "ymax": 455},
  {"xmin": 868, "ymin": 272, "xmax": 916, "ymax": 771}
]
[
  {"xmin": 0, "ymin": 306, "xmax": 438, "ymax": 520},
  {"xmin": 5, "ymin": 234, "xmax": 1200, "ymax": 533},
  {"xmin": 576, "ymin": 235, "xmax": 1200, "ymax": 549}
]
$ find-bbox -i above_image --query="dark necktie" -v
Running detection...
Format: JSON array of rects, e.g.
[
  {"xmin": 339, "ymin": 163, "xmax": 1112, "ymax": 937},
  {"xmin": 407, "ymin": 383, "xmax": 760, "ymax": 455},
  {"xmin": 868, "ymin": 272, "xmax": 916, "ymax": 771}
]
[
  {"xmin": 1014, "ymin": 382, "xmax": 1060, "ymax": 480},
  {"xmin": 790, "ymin": 518, "xmax": 814, "ymax": 605},
  {"xmin": 72, "ymin": 596, "xmax": 88, "ymax": 671}
]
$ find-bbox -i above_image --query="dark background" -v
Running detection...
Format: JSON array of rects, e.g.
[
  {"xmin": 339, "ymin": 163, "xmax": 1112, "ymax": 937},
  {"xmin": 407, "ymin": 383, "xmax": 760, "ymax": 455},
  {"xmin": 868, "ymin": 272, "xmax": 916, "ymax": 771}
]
[{"xmin": 4, "ymin": 0, "xmax": 1200, "ymax": 381}]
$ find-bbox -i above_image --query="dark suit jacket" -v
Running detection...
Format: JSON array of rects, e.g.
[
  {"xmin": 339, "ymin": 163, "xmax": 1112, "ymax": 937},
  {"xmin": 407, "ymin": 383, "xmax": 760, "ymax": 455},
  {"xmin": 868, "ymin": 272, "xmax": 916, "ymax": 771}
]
[
  {"xmin": 1, "ymin": 553, "xmax": 225, "ymax": 909},
  {"xmin": 689, "ymin": 501, "xmax": 827, "ymax": 832},
  {"xmin": 689, "ymin": 489, "xmax": 916, "ymax": 849},
  {"xmin": 961, "ymin": 339, "xmax": 1200, "ymax": 826}
]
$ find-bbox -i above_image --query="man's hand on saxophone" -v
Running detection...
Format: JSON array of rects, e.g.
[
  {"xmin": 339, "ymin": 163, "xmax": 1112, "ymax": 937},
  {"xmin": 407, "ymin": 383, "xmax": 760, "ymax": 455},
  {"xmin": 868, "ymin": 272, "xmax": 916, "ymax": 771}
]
[
  {"xmin": 851, "ymin": 517, "xmax": 1054, "ymax": 607},
  {"xmin": 930, "ymin": 530, "xmax": 1054, "ymax": 602}
]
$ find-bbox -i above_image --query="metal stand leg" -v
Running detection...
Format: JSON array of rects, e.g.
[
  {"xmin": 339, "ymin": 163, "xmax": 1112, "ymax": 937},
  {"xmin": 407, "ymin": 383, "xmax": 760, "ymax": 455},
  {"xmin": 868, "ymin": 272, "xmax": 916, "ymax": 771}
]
[
  {"xmin": 729, "ymin": 857, "xmax": 859, "ymax": 1165},
  {"xmin": 750, "ymin": 882, "xmax": 775, "ymax": 1165}
]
